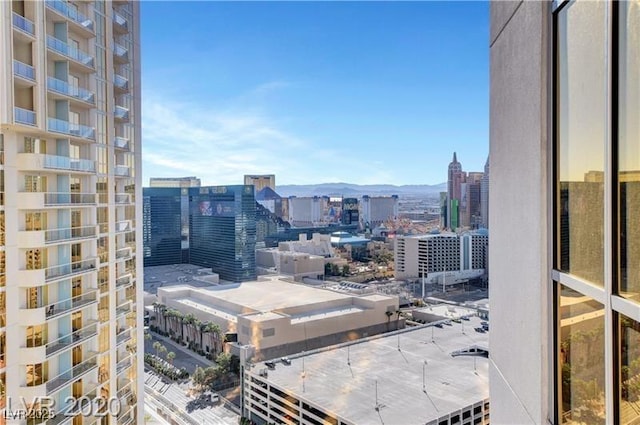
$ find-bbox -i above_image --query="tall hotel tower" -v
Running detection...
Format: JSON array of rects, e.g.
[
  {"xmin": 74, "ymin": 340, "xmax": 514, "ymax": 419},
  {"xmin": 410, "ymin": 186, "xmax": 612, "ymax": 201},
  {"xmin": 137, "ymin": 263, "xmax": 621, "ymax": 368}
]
[{"xmin": 0, "ymin": 0, "xmax": 142, "ymax": 424}]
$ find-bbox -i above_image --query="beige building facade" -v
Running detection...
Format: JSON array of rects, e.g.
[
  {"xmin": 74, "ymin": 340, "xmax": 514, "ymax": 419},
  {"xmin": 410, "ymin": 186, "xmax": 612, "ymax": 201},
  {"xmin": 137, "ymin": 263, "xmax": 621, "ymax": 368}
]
[{"xmin": 0, "ymin": 1, "xmax": 143, "ymax": 423}]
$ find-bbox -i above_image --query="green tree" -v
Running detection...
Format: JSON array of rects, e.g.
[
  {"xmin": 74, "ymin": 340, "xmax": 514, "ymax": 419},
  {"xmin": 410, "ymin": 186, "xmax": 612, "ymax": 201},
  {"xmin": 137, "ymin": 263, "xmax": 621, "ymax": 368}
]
[
  {"xmin": 341, "ymin": 265, "xmax": 350, "ymax": 276},
  {"xmin": 192, "ymin": 366, "xmax": 205, "ymax": 389},
  {"xmin": 216, "ymin": 352, "xmax": 232, "ymax": 375},
  {"xmin": 158, "ymin": 345, "xmax": 167, "ymax": 359},
  {"xmin": 152, "ymin": 341, "xmax": 162, "ymax": 358},
  {"xmin": 166, "ymin": 351, "xmax": 176, "ymax": 365}
]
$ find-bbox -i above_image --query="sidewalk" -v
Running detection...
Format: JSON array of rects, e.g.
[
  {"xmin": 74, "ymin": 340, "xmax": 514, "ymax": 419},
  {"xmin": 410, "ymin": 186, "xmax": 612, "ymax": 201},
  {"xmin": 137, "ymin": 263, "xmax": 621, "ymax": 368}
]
[{"xmin": 147, "ymin": 331, "xmax": 216, "ymax": 370}]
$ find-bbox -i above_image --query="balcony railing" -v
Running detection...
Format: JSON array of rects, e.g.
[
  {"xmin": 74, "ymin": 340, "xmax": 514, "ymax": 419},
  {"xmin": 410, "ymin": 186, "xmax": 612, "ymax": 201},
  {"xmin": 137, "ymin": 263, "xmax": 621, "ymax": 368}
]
[
  {"xmin": 114, "ymin": 105, "xmax": 129, "ymax": 121},
  {"xmin": 113, "ymin": 12, "xmax": 128, "ymax": 32},
  {"xmin": 45, "ymin": 0, "xmax": 94, "ymax": 32},
  {"xmin": 47, "ymin": 76, "xmax": 95, "ymax": 104},
  {"xmin": 46, "ymin": 354, "xmax": 98, "ymax": 394},
  {"xmin": 116, "ymin": 354, "xmax": 132, "ymax": 374},
  {"xmin": 44, "ymin": 225, "xmax": 97, "ymax": 243},
  {"xmin": 47, "ymin": 117, "xmax": 95, "ymax": 140},
  {"xmin": 113, "ymin": 74, "xmax": 129, "ymax": 91},
  {"xmin": 45, "ymin": 289, "xmax": 99, "ymax": 319},
  {"xmin": 116, "ymin": 327, "xmax": 132, "ymax": 346},
  {"xmin": 46, "ymin": 36, "xmax": 94, "ymax": 69},
  {"xmin": 46, "ymin": 322, "xmax": 98, "ymax": 357},
  {"xmin": 114, "ymin": 165, "xmax": 131, "ymax": 177},
  {"xmin": 113, "ymin": 43, "xmax": 129, "ymax": 62},
  {"xmin": 116, "ymin": 302, "xmax": 131, "ymax": 319},
  {"xmin": 114, "ymin": 137, "xmax": 130, "ymax": 150},
  {"xmin": 116, "ymin": 274, "xmax": 132, "ymax": 290},
  {"xmin": 115, "ymin": 221, "xmax": 131, "ymax": 233},
  {"xmin": 44, "ymin": 192, "xmax": 96, "ymax": 206},
  {"xmin": 43, "ymin": 154, "xmax": 96, "ymax": 172},
  {"xmin": 12, "ymin": 12, "xmax": 35, "ymax": 36},
  {"xmin": 116, "ymin": 247, "xmax": 132, "ymax": 260},
  {"xmin": 44, "ymin": 258, "xmax": 98, "ymax": 283},
  {"xmin": 13, "ymin": 60, "xmax": 35, "ymax": 81},
  {"xmin": 115, "ymin": 193, "xmax": 131, "ymax": 204},
  {"xmin": 15, "ymin": 107, "xmax": 36, "ymax": 126}
]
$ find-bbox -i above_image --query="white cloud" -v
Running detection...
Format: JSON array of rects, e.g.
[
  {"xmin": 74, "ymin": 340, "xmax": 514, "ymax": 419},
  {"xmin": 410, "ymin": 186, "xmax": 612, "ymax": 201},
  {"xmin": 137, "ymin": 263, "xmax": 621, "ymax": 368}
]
[{"xmin": 141, "ymin": 82, "xmax": 405, "ymax": 186}]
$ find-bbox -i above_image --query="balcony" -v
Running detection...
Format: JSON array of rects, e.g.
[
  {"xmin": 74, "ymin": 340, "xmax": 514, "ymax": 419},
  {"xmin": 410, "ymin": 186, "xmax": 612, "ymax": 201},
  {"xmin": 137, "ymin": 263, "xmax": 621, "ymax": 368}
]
[
  {"xmin": 114, "ymin": 105, "xmax": 130, "ymax": 122},
  {"xmin": 115, "ymin": 326, "xmax": 132, "ymax": 346},
  {"xmin": 114, "ymin": 165, "xmax": 131, "ymax": 177},
  {"xmin": 115, "ymin": 193, "xmax": 132, "ymax": 204},
  {"xmin": 12, "ymin": 12, "xmax": 35, "ymax": 37},
  {"xmin": 46, "ymin": 322, "xmax": 98, "ymax": 357},
  {"xmin": 47, "ymin": 117, "xmax": 95, "ymax": 141},
  {"xmin": 14, "ymin": 107, "xmax": 36, "ymax": 126},
  {"xmin": 113, "ymin": 74, "xmax": 129, "ymax": 94},
  {"xmin": 116, "ymin": 353, "xmax": 132, "ymax": 374},
  {"xmin": 46, "ymin": 289, "xmax": 99, "ymax": 319},
  {"xmin": 114, "ymin": 136, "xmax": 130, "ymax": 151},
  {"xmin": 46, "ymin": 36, "xmax": 94, "ymax": 70},
  {"xmin": 116, "ymin": 274, "xmax": 132, "ymax": 290},
  {"xmin": 47, "ymin": 76, "xmax": 95, "ymax": 106},
  {"xmin": 113, "ymin": 12, "xmax": 128, "ymax": 34},
  {"xmin": 18, "ymin": 153, "xmax": 96, "ymax": 174},
  {"xmin": 46, "ymin": 354, "xmax": 98, "ymax": 394},
  {"xmin": 45, "ymin": 0, "xmax": 94, "ymax": 35},
  {"xmin": 116, "ymin": 301, "xmax": 132, "ymax": 319},
  {"xmin": 18, "ymin": 258, "xmax": 98, "ymax": 286},
  {"xmin": 116, "ymin": 247, "xmax": 132, "ymax": 260},
  {"xmin": 18, "ymin": 225, "xmax": 98, "ymax": 248},
  {"xmin": 113, "ymin": 43, "xmax": 129, "ymax": 64},
  {"xmin": 115, "ymin": 220, "xmax": 132, "ymax": 233},
  {"xmin": 17, "ymin": 192, "xmax": 97, "ymax": 209},
  {"xmin": 13, "ymin": 60, "xmax": 35, "ymax": 82}
]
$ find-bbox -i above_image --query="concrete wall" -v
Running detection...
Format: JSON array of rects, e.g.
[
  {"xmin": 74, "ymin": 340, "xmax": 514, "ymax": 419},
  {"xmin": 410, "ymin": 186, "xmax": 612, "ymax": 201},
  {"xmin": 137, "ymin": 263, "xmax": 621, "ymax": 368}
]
[{"xmin": 489, "ymin": 1, "xmax": 551, "ymax": 424}]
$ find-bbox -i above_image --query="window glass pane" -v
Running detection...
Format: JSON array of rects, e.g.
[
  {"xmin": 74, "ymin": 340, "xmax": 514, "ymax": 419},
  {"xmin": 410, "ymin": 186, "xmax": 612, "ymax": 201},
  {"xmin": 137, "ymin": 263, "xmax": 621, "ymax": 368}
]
[
  {"xmin": 620, "ymin": 314, "xmax": 640, "ymax": 424},
  {"xmin": 619, "ymin": 0, "xmax": 640, "ymax": 303},
  {"xmin": 558, "ymin": 284, "xmax": 605, "ymax": 423},
  {"xmin": 556, "ymin": 1, "xmax": 606, "ymax": 286}
]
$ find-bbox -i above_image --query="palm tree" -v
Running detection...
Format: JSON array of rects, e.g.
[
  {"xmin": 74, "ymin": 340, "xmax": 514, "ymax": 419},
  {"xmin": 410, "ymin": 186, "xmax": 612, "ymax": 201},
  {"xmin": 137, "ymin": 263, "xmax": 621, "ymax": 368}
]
[
  {"xmin": 166, "ymin": 351, "xmax": 175, "ymax": 365},
  {"xmin": 152, "ymin": 341, "xmax": 162, "ymax": 358},
  {"xmin": 158, "ymin": 344, "xmax": 167, "ymax": 359}
]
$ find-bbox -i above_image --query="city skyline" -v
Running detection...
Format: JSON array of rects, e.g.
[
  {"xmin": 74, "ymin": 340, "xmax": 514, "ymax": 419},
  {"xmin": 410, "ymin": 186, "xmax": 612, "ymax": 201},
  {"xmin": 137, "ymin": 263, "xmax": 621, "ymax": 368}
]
[{"xmin": 141, "ymin": 1, "xmax": 489, "ymax": 186}]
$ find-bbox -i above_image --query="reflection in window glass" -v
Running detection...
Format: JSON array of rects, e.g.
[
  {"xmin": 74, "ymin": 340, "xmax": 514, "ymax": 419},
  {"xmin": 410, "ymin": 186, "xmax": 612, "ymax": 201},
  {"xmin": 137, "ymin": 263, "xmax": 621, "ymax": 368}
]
[
  {"xmin": 556, "ymin": 0, "xmax": 606, "ymax": 286},
  {"xmin": 558, "ymin": 284, "xmax": 605, "ymax": 423},
  {"xmin": 620, "ymin": 314, "xmax": 640, "ymax": 424},
  {"xmin": 619, "ymin": 1, "xmax": 640, "ymax": 303}
]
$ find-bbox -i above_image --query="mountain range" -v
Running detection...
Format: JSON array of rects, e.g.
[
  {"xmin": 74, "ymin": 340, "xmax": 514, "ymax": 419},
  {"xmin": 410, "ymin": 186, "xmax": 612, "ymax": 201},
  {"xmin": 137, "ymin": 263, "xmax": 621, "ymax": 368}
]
[{"xmin": 275, "ymin": 182, "xmax": 447, "ymax": 198}]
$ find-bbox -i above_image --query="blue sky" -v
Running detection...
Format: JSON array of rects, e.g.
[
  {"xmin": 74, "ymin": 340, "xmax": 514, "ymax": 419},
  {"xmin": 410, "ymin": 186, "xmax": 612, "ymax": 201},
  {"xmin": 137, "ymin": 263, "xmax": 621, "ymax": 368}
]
[{"xmin": 141, "ymin": 1, "xmax": 489, "ymax": 186}]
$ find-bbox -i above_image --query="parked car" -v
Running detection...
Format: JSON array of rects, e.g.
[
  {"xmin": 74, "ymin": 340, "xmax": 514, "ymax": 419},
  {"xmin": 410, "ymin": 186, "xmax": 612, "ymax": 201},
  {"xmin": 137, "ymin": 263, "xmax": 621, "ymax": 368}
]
[{"xmin": 281, "ymin": 357, "xmax": 291, "ymax": 365}]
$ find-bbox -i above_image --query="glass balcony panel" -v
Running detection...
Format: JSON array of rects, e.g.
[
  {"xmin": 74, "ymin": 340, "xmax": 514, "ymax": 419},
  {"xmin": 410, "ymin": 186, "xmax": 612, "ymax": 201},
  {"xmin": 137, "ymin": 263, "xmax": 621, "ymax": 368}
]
[
  {"xmin": 46, "ymin": 36, "xmax": 94, "ymax": 69},
  {"xmin": 114, "ymin": 137, "xmax": 130, "ymax": 150},
  {"xmin": 113, "ymin": 74, "xmax": 129, "ymax": 91},
  {"xmin": 14, "ymin": 107, "xmax": 36, "ymax": 126},
  {"xmin": 45, "ymin": 0, "xmax": 94, "ymax": 32},
  {"xmin": 45, "ymin": 354, "xmax": 98, "ymax": 394},
  {"xmin": 47, "ymin": 117, "xmax": 95, "ymax": 140},
  {"xmin": 45, "ymin": 289, "xmax": 98, "ymax": 319},
  {"xmin": 47, "ymin": 76, "xmax": 95, "ymax": 104},
  {"xmin": 42, "ymin": 154, "xmax": 96, "ymax": 172},
  {"xmin": 116, "ymin": 327, "xmax": 132, "ymax": 346},
  {"xmin": 45, "ymin": 225, "xmax": 97, "ymax": 243},
  {"xmin": 114, "ymin": 105, "xmax": 129, "ymax": 121},
  {"xmin": 46, "ymin": 322, "xmax": 98, "ymax": 357},
  {"xmin": 12, "ymin": 12, "xmax": 35, "ymax": 35},
  {"xmin": 113, "ymin": 12, "xmax": 128, "ymax": 31},
  {"xmin": 13, "ymin": 60, "xmax": 35, "ymax": 80},
  {"xmin": 113, "ymin": 44, "xmax": 129, "ymax": 62},
  {"xmin": 115, "ymin": 193, "xmax": 131, "ymax": 204},
  {"xmin": 114, "ymin": 166, "xmax": 131, "ymax": 177},
  {"xmin": 44, "ymin": 192, "xmax": 96, "ymax": 206},
  {"xmin": 44, "ymin": 258, "xmax": 97, "ymax": 283}
]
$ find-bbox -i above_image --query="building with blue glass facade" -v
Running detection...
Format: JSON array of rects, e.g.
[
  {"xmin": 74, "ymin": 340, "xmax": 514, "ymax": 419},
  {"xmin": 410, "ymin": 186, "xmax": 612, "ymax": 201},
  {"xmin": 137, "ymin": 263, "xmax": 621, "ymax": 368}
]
[{"xmin": 143, "ymin": 184, "xmax": 257, "ymax": 282}]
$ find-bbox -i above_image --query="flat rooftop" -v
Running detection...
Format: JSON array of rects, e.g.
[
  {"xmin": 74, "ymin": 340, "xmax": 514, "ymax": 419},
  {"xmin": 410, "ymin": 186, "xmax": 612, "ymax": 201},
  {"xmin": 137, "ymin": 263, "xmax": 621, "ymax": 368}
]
[
  {"xmin": 250, "ymin": 316, "xmax": 489, "ymax": 425},
  {"xmin": 160, "ymin": 276, "xmax": 388, "ymax": 313},
  {"xmin": 144, "ymin": 264, "xmax": 217, "ymax": 293}
]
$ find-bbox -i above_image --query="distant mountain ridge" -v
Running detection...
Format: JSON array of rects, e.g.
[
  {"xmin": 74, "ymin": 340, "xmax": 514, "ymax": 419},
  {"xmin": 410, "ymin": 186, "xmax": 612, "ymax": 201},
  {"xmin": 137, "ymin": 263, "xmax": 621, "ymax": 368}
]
[{"xmin": 276, "ymin": 182, "xmax": 447, "ymax": 198}]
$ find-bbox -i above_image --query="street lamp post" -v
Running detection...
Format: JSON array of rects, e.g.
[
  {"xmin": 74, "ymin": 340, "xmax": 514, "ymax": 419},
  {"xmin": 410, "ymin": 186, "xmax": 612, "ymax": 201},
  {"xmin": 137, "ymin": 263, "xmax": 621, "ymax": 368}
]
[{"xmin": 422, "ymin": 360, "xmax": 427, "ymax": 391}]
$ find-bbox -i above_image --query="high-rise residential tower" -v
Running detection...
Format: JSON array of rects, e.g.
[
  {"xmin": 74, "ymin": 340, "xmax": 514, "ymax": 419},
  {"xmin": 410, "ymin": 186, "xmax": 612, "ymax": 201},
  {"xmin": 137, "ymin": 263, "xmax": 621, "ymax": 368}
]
[
  {"xmin": 0, "ymin": 1, "xmax": 142, "ymax": 423},
  {"xmin": 490, "ymin": 1, "xmax": 640, "ymax": 424}
]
